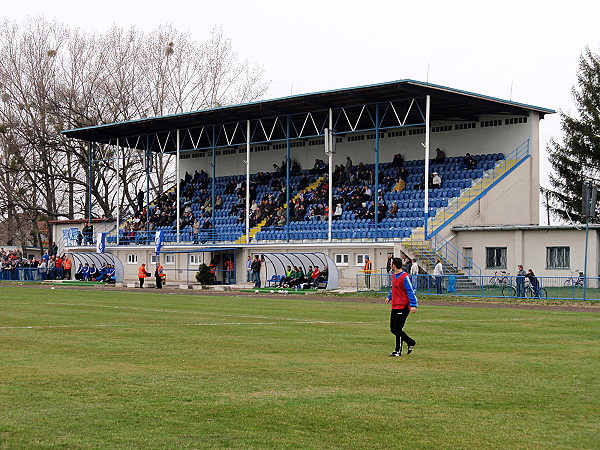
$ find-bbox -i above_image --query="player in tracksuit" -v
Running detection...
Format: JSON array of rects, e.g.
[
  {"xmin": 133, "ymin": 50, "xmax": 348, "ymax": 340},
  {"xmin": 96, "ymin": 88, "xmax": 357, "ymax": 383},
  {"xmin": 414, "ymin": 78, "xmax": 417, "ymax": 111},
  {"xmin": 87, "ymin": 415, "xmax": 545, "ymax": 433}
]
[{"xmin": 386, "ymin": 257, "xmax": 418, "ymax": 357}]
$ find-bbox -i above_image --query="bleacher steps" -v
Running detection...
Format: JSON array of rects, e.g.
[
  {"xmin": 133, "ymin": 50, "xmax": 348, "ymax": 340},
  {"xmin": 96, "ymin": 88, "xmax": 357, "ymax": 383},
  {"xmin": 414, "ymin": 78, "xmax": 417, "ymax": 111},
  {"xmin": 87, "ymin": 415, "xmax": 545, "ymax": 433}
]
[{"xmin": 235, "ymin": 174, "xmax": 327, "ymax": 244}]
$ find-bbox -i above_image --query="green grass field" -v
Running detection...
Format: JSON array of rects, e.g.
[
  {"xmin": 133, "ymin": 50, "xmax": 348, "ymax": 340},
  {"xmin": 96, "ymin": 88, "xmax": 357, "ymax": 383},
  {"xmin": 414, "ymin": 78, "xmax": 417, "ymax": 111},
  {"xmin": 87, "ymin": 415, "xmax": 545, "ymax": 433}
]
[{"xmin": 1, "ymin": 287, "xmax": 599, "ymax": 448}]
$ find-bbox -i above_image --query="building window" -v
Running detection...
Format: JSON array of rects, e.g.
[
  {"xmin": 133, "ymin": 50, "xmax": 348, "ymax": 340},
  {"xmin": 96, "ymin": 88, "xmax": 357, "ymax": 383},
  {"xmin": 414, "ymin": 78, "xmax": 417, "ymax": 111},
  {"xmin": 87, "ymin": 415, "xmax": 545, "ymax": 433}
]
[
  {"xmin": 127, "ymin": 254, "xmax": 138, "ymax": 264},
  {"xmin": 165, "ymin": 254, "xmax": 175, "ymax": 265},
  {"xmin": 150, "ymin": 254, "xmax": 157, "ymax": 264},
  {"xmin": 189, "ymin": 254, "xmax": 201, "ymax": 264},
  {"xmin": 547, "ymin": 246, "xmax": 570, "ymax": 269},
  {"xmin": 463, "ymin": 247, "xmax": 473, "ymax": 269},
  {"xmin": 356, "ymin": 254, "xmax": 369, "ymax": 267},
  {"xmin": 485, "ymin": 247, "xmax": 506, "ymax": 269},
  {"xmin": 335, "ymin": 254, "xmax": 349, "ymax": 266}
]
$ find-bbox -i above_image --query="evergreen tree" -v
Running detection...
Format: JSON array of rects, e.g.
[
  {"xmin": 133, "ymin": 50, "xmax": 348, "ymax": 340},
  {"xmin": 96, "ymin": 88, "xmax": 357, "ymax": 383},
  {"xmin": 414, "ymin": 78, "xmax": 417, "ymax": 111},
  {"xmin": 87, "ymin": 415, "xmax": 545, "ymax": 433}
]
[{"xmin": 545, "ymin": 46, "xmax": 600, "ymax": 223}]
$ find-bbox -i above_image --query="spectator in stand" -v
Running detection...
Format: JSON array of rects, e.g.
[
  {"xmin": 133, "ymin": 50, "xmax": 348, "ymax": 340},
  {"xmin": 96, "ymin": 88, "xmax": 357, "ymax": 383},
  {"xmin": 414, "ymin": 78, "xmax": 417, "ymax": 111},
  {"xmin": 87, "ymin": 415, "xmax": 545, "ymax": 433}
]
[
  {"xmin": 391, "ymin": 153, "xmax": 404, "ymax": 168},
  {"xmin": 333, "ymin": 203, "xmax": 343, "ymax": 220},
  {"xmin": 431, "ymin": 172, "xmax": 442, "ymax": 189},
  {"xmin": 192, "ymin": 218, "xmax": 201, "ymax": 244},
  {"xmin": 291, "ymin": 160, "xmax": 301, "ymax": 175},
  {"xmin": 389, "ymin": 202, "xmax": 399, "ymax": 217},
  {"xmin": 393, "ymin": 178, "xmax": 406, "ymax": 192},
  {"xmin": 433, "ymin": 147, "xmax": 446, "ymax": 164},
  {"xmin": 200, "ymin": 219, "xmax": 212, "ymax": 244},
  {"xmin": 464, "ymin": 153, "xmax": 477, "ymax": 169},
  {"xmin": 137, "ymin": 189, "xmax": 144, "ymax": 212},
  {"xmin": 82, "ymin": 222, "xmax": 94, "ymax": 245},
  {"xmin": 345, "ymin": 156, "xmax": 353, "ymax": 174}
]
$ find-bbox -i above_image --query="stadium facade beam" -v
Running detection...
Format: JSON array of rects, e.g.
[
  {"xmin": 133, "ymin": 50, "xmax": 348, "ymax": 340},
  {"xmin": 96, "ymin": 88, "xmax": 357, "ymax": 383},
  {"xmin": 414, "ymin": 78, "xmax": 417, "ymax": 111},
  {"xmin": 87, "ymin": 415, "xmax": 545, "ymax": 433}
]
[{"xmin": 374, "ymin": 103, "xmax": 380, "ymax": 242}]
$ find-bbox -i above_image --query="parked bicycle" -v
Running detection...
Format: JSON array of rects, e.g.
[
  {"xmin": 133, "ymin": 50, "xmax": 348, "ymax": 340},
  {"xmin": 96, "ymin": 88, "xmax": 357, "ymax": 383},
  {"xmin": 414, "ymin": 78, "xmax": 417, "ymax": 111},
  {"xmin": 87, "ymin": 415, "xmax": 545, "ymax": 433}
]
[
  {"xmin": 502, "ymin": 283, "xmax": 517, "ymax": 297},
  {"xmin": 490, "ymin": 270, "xmax": 510, "ymax": 286},
  {"xmin": 564, "ymin": 269, "xmax": 584, "ymax": 287},
  {"xmin": 523, "ymin": 279, "xmax": 547, "ymax": 299}
]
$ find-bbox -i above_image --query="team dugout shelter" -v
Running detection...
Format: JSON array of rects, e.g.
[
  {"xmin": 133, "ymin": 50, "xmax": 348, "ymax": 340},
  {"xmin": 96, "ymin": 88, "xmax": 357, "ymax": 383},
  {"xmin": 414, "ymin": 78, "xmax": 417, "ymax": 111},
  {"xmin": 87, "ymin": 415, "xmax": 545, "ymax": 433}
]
[{"xmin": 60, "ymin": 79, "xmax": 559, "ymax": 287}]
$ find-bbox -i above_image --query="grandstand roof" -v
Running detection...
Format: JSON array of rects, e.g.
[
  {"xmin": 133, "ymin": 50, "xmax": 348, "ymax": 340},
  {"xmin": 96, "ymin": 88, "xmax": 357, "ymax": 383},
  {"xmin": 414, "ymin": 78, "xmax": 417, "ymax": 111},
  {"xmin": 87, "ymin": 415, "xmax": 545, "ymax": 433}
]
[{"xmin": 63, "ymin": 79, "xmax": 555, "ymax": 148}]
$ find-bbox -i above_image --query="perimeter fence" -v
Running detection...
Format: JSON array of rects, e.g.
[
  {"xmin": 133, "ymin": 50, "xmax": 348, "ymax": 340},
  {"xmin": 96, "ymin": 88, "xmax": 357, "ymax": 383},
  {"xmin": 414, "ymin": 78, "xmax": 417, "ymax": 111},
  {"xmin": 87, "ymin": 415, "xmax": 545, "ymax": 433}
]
[{"xmin": 357, "ymin": 273, "xmax": 600, "ymax": 301}]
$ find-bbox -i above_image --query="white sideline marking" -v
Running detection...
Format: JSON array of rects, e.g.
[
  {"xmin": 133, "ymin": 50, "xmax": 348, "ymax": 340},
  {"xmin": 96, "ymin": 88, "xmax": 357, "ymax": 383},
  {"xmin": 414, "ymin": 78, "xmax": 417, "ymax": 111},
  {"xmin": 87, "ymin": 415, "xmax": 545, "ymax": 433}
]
[{"xmin": 2, "ymin": 317, "xmax": 593, "ymax": 332}]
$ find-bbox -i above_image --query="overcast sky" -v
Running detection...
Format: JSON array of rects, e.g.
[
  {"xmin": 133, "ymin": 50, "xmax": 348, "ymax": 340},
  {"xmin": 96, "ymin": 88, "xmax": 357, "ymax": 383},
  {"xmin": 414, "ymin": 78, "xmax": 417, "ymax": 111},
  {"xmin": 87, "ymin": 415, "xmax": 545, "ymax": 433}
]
[{"xmin": 7, "ymin": 0, "xmax": 600, "ymax": 223}]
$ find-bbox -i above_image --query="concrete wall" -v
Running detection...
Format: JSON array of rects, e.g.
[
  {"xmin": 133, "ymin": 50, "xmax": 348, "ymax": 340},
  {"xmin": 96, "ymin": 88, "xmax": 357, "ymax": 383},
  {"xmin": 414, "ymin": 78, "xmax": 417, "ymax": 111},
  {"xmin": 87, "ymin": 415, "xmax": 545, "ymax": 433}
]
[{"xmin": 451, "ymin": 228, "xmax": 599, "ymax": 278}]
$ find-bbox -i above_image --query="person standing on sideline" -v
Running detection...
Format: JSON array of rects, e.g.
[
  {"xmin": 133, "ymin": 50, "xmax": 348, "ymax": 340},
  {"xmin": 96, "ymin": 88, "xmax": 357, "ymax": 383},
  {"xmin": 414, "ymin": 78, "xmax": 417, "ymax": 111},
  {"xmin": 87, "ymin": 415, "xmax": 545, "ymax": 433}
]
[
  {"xmin": 386, "ymin": 257, "xmax": 417, "ymax": 356},
  {"xmin": 516, "ymin": 265, "xmax": 526, "ymax": 297},
  {"xmin": 434, "ymin": 258, "xmax": 444, "ymax": 294},
  {"xmin": 155, "ymin": 262, "xmax": 164, "ymax": 289},
  {"xmin": 363, "ymin": 256, "xmax": 373, "ymax": 289},
  {"xmin": 410, "ymin": 259, "xmax": 419, "ymax": 290},
  {"xmin": 138, "ymin": 263, "xmax": 149, "ymax": 288},
  {"xmin": 63, "ymin": 255, "xmax": 72, "ymax": 280},
  {"xmin": 251, "ymin": 255, "xmax": 262, "ymax": 288},
  {"xmin": 246, "ymin": 256, "xmax": 252, "ymax": 282},
  {"xmin": 385, "ymin": 253, "xmax": 394, "ymax": 288},
  {"xmin": 386, "ymin": 253, "xmax": 394, "ymax": 274}
]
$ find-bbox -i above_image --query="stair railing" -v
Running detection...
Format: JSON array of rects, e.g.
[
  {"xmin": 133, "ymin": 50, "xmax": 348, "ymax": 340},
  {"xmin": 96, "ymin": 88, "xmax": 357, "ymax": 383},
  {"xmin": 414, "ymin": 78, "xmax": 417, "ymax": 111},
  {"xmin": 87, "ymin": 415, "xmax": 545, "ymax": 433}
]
[{"xmin": 426, "ymin": 139, "xmax": 531, "ymax": 238}]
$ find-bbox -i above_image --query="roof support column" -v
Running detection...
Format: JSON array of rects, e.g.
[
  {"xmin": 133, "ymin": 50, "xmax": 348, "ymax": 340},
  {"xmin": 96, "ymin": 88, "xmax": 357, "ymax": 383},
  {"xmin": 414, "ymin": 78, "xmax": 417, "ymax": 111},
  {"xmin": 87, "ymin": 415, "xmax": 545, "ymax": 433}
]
[
  {"xmin": 87, "ymin": 141, "xmax": 93, "ymax": 221},
  {"xmin": 374, "ymin": 103, "xmax": 380, "ymax": 242},
  {"xmin": 145, "ymin": 135, "xmax": 150, "ymax": 240},
  {"xmin": 327, "ymin": 108, "xmax": 333, "ymax": 242},
  {"xmin": 424, "ymin": 95, "xmax": 431, "ymax": 239},
  {"xmin": 176, "ymin": 129, "xmax": 181, "ymax": 243},
  {"xmin": 211, "ymin": 126, "xmax": 216, "ymax": 244},
  {"xmin": 286, "ymin": 115, "xmax": 291, "ymax": 241},
  {"xmin": 245, "ymin": 120, "xmax": 250, "ymax": 244},
  {"xmin": 116, "ymin": 138, "xmax": 120, "ymax": 245}
]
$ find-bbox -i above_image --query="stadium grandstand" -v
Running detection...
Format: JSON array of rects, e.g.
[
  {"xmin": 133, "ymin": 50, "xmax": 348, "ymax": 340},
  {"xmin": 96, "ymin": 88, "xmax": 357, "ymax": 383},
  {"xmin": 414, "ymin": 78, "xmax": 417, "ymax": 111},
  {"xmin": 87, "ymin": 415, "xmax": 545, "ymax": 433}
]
[{"xmin": 55, "ymin": 79, "xmax": 576, "ymax": 288}]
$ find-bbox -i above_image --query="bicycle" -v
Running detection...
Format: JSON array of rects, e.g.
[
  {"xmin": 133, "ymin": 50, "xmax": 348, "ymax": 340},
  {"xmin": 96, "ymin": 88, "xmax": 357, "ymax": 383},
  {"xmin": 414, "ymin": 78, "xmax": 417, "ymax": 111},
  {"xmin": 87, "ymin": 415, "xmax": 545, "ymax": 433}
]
[
  {"xmin": 490, "ymin": 270, "xmax": 510, "ymax": 286},
  {"xmin": 523, "ymin": 279, "xmax": 547, "ymax": 299},
  {"xmin": 502, "ymin": 283, "xmax": 517, "ymax": 297},
  {"xmin": 564, "ymin": 269, "xmax": 584, "ymax": 287}
]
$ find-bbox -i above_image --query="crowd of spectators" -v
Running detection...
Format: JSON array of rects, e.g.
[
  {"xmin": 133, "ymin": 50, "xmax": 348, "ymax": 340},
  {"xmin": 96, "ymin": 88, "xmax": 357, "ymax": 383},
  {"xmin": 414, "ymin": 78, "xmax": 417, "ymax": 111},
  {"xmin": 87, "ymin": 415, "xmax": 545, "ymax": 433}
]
[
  {"xmin": 119, "ymin": 146, "xmax": 480, "ymax": 238},
  {"xmin": 0, "ymin": 247, "xmax": 75, "ymax": 281}
]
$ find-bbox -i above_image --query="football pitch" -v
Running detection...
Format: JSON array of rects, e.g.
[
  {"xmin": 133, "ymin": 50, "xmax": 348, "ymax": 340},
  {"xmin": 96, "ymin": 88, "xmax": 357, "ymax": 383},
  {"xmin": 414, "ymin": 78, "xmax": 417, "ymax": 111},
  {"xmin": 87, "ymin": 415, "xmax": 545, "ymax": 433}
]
[{"xmin": 0, "ymin": 287, "xmax": 598, "ymax": 448}]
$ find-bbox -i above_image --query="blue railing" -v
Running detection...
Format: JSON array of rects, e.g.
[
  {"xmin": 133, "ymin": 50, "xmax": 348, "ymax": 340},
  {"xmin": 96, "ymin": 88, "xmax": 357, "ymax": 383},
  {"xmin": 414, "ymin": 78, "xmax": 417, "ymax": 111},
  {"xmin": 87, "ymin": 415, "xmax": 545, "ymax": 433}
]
[
  {"xmin": 0, "ymin": 268, "xmax": 57, "ymax": 281},
  {"xmin": 356, "ymin": 273, "xmax": 600, "ymax": 301}
]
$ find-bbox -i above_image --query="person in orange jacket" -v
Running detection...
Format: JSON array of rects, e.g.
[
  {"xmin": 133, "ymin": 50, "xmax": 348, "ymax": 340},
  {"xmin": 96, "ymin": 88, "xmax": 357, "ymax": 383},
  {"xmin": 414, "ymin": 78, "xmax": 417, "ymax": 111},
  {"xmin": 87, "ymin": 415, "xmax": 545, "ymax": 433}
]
[
  {"xmin": 63, "ymin": 255, "xmax": 72, "ymax": 279},
  {"xmin": 138, "ymin": 263, "xmax": 150, "ymax": 288},
  {"xmin": 363, "ymin": 256, "xmax": 373, "ymax": 289},
  {"xmin": 155, "ymin": 262, "xmax": 165, "ymax": 289}
]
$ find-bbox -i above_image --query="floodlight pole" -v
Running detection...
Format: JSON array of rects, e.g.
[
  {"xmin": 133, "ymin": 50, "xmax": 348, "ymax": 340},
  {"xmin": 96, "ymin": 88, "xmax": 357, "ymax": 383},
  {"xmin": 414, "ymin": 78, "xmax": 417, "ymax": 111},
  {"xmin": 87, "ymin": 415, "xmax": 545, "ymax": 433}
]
[
  {"xmin": 424, "ymin": 95, "xmax": 431, "ymax": 239},
  {"xmin": 176, "ymin": 129, "xmax": 181, "ymax": 243},
  {"xmin": 245, "ymin": 120, "xmax": 250, "ymax": 244}
]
